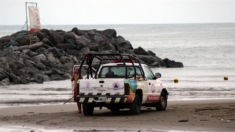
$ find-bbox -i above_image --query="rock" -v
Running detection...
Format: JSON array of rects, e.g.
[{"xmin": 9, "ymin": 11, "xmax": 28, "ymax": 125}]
[
  {"xmin": 48, "ymin": 30, "xmax": 64, "ymax": 45},
  {"xmin": 118, "ymin": 41, "xmax": 133, "ymax": 52},
  {"xmin": 37, "ymin": 29, "xmax": 50, "ymax": 41},
  {"xmin": 64, "ymin": 32, "xmax": 75, "ymax": 41},
  {"xmin": 116, "ymin": 36, "xmax": 126, "ymax": 45},
  {"xmin": 20, "ymin": 74, "xmax": 30, "ymax": 84},
  {"xmin": 0, "ymin": 68, "xmax": 8, "ymax": 81},
  {"xmin": 87, "ymin": 43, "xmax": 99, "ymax": 51},
  {"xmin": 0, "ymin": 77, "xmax": 10, "ymax": 86},
  {"xmin": 66, "ymin": 50, "xmax": 80, "ymax": 56},
  {"xmin": 28, "ymin": 51, "xmax": 38, "ymax": 57},
  {"xmin": 18, "ymin": 67, "xmax": 40, "ymax": 77},
  {"xmin": 63, "ymin": 73, "xmax": 71, "ymax": 79},
  {"xmin": 136, "ymin": 55, "xmax": 164, "ymax": 66},
  {"xmin": 57, "ymin": 43, "xmax": 75, "ymax": 50},
  {"xmin": 94, "ymin": 34, "xmax": 106, "ymax": 43},
  {"xmin": 75, "ymin": 36, "xmax": 91, "ymax": 47},
  {"xmin": 8, "ymin": 73, "xmax": 20, "ymax": 84},
  {"xmin": 163, "ymin": 58, "xmax": 184, "ymax": 68},
  {"xmin": 134, "ymin": 47, "xmax": 148, "ymax": 55},
  {"xmin": 48, "ymin": 47, "xmax": 64, "ymax": 58},
  {"xmin": 24, "ymin": 60, "xmax": 37, "ymax": 67},
  {"xmin": 147, "ymin": 50, "xmax": 156, "ymax": 56},
  {"xmin": 79, "ymin": 47, "xmax": 90, "ymax": 56},
  {"xmin": 35, "ymin": 47, "xmax": 47, "ymax": 54},
  {"xmin": 14, "ymin": 42, "xmax": 44, "ymax": 51},
  {"xmin": 49, "ymin": 74, "xmax": 64, "ymax": 80},
  {"xmin": 0, "ymin": 35, "xmax": 14, "ymax": 43},
  {"xmin": 71, "ymin": 27, "xmax": 83, "ymax": 36},
  {"xmin": 98, "ymin": 29, "xmax": 117, "ymax": 38},
  {"xmin": 15, "ymin": 35, "xmax": 30, "ymax": 46},
  {"xmin": 33, "ymin": 54, "xmax": 47, "ymax": 62},
  {"xmin": 52, "ymin": 68, "xmax": 64, "ymax": 75},
  {"xmin": 60, "ymin": 56, "xmax": 71, "ymax": 64},
  {"xmin": 36, "ymin": 62, "xmax": 47, "ymax": 70},
  {"xmin": 99, "ymin": 40, "xmax": 116, "ymax": 52},
  {"xmin": 150, "ymin": 62, "xmax": 159, "ymax": 67},
  {"xmin": 42, "ymin": 70, "xmax": 52, "ymax": 76},
  {"xmin": 32, "ymin": 73, "xmax": 50, "ymax": 82}
]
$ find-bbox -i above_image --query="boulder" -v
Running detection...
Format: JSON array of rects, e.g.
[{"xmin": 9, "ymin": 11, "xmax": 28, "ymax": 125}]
[
  {"xmin": 98, "ymin": 29, "xmax": 117, "ymax": 38},
  {"xmin": 94, "ymin": 34, "xmax": 106, "ymax": 43},
  {"xmin": 0, "ymin": 67, "xmax": 8, "ymax": 80},
  {"xmin": 134, "ymin": 47, "xmax": 148, "ymax": 55},
  {"xmin": 57, "ymin": 43, "xmax": 75, "ymax": 50},
  {"xmin": 63, "ymin": 73, "xmax": 71, "ymax": 79},
  {"xmin": 64, "ymin": 32, "xmax": 75, "ymax": 41},
  {"xmin": 71, "ymin": 27, "xmax": 83, "ymax": 36},
  {"xmin": 75, "ymin": 36, "xmax": 91, "ymax": 47},
  {"xmin": 8, "ymin": 73, "xmax": 20, "ymax": 84},
  {"xmin": 87, "ymin": 43, "xmax": 99, "ymax": 51},
  {"xmin": 0, "ymin": 77, "xmax": 10, "ymax": 86},
  {"xmin": 15, "ymin": 35, "xmax": 30, "ymax": 46},
  {"xmin": 37, "ymin": 29, "xmax": 50, "ymax": 41},
  {"xmin": 147, "ymin": 50, "xmax": 156, "ymax": 56},
  {"xmin": 33, "ymin": 54, "xmax": 47, "ymax": 62},
  {"xmin": 79, "ymin": 47, "xmax": 90, "ymax": 56},
  {"xmin": 34, "ymin": 73, "xmax": 51, "ymax": 82},
  {"xmin": 163, "ymin": 58, "xmax": 184, "ymax": 68},
  {"xmin": 99, "ymin": 40, "xmax": 116, "ymax": 52},
  {"xmin": 48, "ymin": 47, "xmax": 64, "ymax": 58},
  {"xmin": 14, "ymin": 42, "xmax": 44, "ymax": 51},
  {"xmin": 66, "ymin": 49, "xmax": 80, "ymax": 56},
  {"xmin": 48, "ymin": 30, "xmax": 64, "ymax": 45},
  {"xmin": 49, "ymin": 74, "xmax": 64, "ymax": 80},
  {"xmin": 52, "ymin": 68, "xmax": 64, "ymax": 75},
  {"xmin": 0, "ymin": 35, "xmax": 14, "ymax": 43}
]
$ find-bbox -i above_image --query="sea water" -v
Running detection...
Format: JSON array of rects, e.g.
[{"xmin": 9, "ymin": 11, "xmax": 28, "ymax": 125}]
[{"xmin": 0, "ymin": 24, "xmax": 235, "ymax": 107}]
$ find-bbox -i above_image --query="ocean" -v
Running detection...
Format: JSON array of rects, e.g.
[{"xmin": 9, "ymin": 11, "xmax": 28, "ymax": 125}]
[{"xmin": 0, "ymin": 23, "xmax": 235, "ymax": 107}]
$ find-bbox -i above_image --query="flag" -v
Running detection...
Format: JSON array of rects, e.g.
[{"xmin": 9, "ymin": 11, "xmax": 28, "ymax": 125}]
[{"xmin": 28, "ymin": 6, "xmax": 41, "ymax": 32}]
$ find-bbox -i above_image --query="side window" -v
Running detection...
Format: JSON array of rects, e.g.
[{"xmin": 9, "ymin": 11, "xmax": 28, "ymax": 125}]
[{"xmin": 143, "ymin": 66, "xmax": 155, "ymax": 80}]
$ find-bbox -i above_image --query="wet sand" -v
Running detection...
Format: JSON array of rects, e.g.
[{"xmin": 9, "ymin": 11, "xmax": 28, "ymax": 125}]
[{"xmin": 0, "ymin": 99, "xmax": 235, "ymax": 132}]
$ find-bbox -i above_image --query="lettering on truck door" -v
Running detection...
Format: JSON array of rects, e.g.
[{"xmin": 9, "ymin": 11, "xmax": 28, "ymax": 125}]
[{"xmin": 143, "ymin": 66, "xmax": 161, "ymax": 102}]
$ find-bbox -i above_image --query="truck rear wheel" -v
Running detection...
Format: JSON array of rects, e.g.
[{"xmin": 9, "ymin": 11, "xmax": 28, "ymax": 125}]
[
  {"xmin": 83, "ymin": 103, "xmax": 94, "ymax": 116},
  {"xmin": 156, "ymin": 93, "xmax": 167, "ymax": 111},
  {"xmin": 130, "ymin": 95, "xmax": 141, "ymax": 115}
]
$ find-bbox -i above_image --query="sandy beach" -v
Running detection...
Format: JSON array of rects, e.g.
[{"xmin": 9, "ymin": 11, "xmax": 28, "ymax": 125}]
[{"xmin": 0, "ymin": 99, "xmax": 234, "ymax": 132}]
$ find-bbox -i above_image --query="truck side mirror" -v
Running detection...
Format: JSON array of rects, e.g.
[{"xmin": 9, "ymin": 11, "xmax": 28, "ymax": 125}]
[{"xmin": 155, "ymin": 73, "xmax": 161, "ymax": 79}]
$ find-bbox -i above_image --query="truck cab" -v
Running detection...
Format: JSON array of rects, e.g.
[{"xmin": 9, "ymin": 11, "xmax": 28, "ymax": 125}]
[{"xmin": 75, "ymin": 53, "xmax": 168, "ymax": 116}]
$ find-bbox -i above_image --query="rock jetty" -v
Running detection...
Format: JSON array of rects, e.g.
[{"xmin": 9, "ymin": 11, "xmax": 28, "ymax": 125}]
[{"xmin": 0, "ymin": 28, "xmax": 183, "ymax": 85}]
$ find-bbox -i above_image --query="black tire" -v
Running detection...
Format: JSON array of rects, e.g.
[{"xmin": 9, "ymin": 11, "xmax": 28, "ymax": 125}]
[
  {"xmin": 130, "ymin": 95, "xmax": 141, "ymax": 115},
  {"xmin": 83, "ymin": 103, "xmax": 94, "ymax": 116},
  {"xmin": 110, "ymin": 108, "xmax": 120, "ymax": 112},
  {"xmin": 156, "ymin": 93, "xmax": 167, "ymax": 111}
]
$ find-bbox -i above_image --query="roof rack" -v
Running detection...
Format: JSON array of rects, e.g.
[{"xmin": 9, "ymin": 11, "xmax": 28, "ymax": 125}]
[{"xmin": 79, "ymin": 53, "xmax": 145, "ymax": 79}]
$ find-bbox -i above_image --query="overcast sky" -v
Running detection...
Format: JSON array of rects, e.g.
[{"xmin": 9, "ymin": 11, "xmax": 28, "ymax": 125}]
[{"xmin": 0, "ymin": 0, "xmax": 235, "ymax": 25}]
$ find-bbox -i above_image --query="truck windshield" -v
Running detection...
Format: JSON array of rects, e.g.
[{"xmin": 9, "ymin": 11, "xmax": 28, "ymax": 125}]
[{"xmin": 99, "ymin": 66, "xmax": 143, "ymax": 78}]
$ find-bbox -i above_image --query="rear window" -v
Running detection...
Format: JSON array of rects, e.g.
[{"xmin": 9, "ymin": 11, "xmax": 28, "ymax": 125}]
[{"xmin": 99, "ymin": 66, "xmax": 143, "ymax": 78}]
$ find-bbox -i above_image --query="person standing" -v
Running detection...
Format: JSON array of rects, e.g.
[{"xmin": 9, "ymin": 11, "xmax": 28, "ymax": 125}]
[{"xmin": 71, "ymin": 68, "xmax": 83, "ymax": 113}]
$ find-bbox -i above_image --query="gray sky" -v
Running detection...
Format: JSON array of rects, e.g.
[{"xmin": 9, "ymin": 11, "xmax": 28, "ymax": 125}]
[{"xmin": 0, "ymin": 0, "xmax": 235, "ymax": 25}]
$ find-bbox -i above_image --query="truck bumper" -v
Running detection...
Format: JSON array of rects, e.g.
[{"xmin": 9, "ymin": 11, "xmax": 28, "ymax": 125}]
[{"xmin": 76, "ymin": 94, "xmax": 133, "ymax": 104}]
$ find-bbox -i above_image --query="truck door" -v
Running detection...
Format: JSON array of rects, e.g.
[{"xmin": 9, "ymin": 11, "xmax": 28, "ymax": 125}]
[{"xmin": 143, "ymin": 66, "xmax": 162, "ymax": 102}]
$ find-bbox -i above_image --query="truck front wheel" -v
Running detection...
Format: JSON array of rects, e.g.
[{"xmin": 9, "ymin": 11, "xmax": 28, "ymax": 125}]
[
  {"xmin": 83, "ymin": 103, "xmax": 94, "ymax": 116},
  {"xmin": 156, "ymin": 93, "xmax": 167, "ymax": 111},
  {"xmin": 130, "ymin": 95, "xmax": 141, "ymax": 115}
]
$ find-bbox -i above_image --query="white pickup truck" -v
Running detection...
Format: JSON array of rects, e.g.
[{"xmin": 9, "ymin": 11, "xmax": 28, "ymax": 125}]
[{"xmin": 75, "ymin": 53, "xmax": 169, "ymax": 116}]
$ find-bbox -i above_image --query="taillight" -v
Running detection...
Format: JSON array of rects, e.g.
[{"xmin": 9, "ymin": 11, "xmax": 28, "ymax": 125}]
[{"xmin": 124, "ymin": 83, "xmax": 130, "ymax": 95}]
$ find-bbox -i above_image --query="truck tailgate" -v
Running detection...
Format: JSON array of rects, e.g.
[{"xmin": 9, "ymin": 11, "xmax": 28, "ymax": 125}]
[{"xmin": 79, "ymin": 79, "xmax": 125, "ymax": 95}]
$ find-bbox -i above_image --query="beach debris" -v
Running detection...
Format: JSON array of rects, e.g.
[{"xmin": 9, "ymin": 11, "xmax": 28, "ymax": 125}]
[
  {"xmin": 178, "ymin": 119, "xmax": 188, "ymax": 122},
  {"xmin": 200, "ymin": 119, "xmax": 209, "ymax": 121}
]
